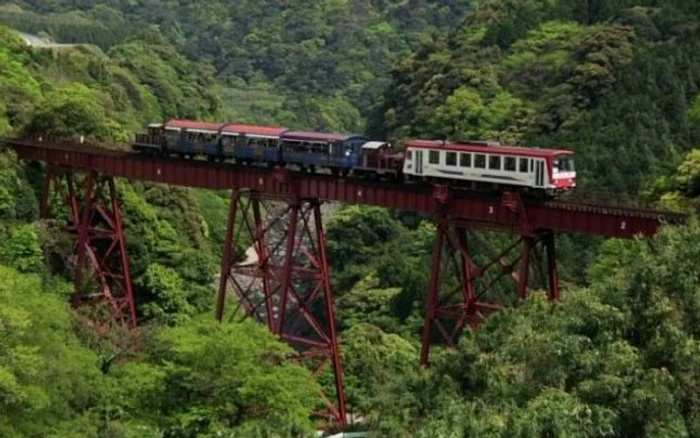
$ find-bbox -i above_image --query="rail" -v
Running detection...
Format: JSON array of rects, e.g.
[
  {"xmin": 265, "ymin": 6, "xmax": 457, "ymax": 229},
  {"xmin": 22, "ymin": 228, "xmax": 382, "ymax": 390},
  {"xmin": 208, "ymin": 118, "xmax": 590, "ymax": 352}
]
[
  {"xmin": 1, "ymin": 134, "xmax": 688, "ymax": 236},
  {"xmin": 553, "ymin": 189, "xmax": 681, "ymax": 216}
]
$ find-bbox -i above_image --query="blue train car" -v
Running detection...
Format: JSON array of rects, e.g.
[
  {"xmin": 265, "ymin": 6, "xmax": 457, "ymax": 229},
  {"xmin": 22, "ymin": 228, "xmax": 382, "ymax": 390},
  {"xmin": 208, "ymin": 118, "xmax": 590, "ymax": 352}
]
[
  {"xmin": 279, "ymin": 131, "xmax": 367, "ymax": 174},
  {"xmin": 162, "ymin": 119, "xmax": 223, "ymax": 156},
  {"xmin": 220, "ymin": 124, "xmax": 287, "ymax": 163}
]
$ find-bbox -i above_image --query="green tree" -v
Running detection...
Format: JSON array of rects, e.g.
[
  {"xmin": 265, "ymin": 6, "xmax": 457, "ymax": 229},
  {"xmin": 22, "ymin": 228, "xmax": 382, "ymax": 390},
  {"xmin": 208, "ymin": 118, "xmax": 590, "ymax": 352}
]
[
  {"xmin": 373, "ymin": 218, "xmax": 700, "ymax": 436},
  {"xmin": 674, "ymin": 149, "xmax": 700, "ymax": 197},
  {"xmin": 0, "ymin": 266, "xmax": 107, "ymax": 437},
  {"xmin": 28, "ymin": 83, "xmax": 110, "ymax": 139},
  {"xmin": 340, "ymin": 323, "xmax": 418, "ymax": 414},
  {"xmin": 137, "ymin": 263, "xmax": 194, "ymax": 325},
  {"xmin": 147, "ymin": 317, "xmax": 320, "ymax": 437},
  {"xmin": 0, "ymin": 223, "xmax": 42, "ymax": 273}
]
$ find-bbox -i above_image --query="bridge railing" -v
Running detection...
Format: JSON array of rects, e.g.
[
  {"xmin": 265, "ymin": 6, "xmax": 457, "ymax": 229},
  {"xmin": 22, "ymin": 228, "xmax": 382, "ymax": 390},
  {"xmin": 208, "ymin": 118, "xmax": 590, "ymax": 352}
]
[
  {"xmin": 6, "ymin": 132, "xmax": 132, "ymax": 152},
  {"xmin": 2, "ymin": 133, "xmax": 688, "ymax": 219},
  {"xmin": 134, "ymin": 133, "xmax": 164, "ymax": 147},
  {"xmin": 552, "ymin": 188, "xmax": 683, "ymax": 215}
]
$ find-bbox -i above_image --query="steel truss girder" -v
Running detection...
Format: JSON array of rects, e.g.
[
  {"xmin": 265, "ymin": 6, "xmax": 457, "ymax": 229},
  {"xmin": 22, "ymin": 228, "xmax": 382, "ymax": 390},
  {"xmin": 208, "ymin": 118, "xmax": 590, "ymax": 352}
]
[
  {"xmin": 41, "ymin": 164, "xmax": 137, "ymax": 330},
  {"xmin": 420, "ymin": 191, "xmax": 559, "ymax": 366},
  {"xmin": 7, "ymin": 137, "xmax": 681, "ymax": 239},
  {"xmin": 216, "ymin": 189, "xmax": 347, "ymax": 428}
]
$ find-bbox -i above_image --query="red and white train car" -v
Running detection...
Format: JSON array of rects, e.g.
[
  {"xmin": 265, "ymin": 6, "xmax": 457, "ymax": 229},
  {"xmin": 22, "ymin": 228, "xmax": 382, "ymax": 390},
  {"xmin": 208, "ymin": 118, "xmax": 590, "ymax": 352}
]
[{"xmin": 402, "ymin": 140, "xmax": 576, "ymax": 195}]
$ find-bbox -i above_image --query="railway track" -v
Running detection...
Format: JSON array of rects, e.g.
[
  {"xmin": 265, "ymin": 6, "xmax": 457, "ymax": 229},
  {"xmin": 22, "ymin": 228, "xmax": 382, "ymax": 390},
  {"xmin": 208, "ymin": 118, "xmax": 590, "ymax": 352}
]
[{"xmin": 1, "ymin": 135, "xmax": 687, "ymax": 231}]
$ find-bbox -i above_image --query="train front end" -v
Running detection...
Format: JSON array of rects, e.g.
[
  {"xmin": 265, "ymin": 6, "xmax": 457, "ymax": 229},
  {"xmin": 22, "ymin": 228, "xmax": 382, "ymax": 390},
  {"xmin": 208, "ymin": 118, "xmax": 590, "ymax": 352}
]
[{"xmin": 551, "ymin": 152, "xmax": 576, "ymax": 192}]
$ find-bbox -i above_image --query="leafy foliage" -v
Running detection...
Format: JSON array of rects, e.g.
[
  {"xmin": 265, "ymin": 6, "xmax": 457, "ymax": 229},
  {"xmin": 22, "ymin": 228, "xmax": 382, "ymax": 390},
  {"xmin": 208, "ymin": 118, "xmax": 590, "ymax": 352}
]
[
  {"xmin": 0, "ymin": 23, "xmax": 220, "ymax": 140},
  {"xmin": 146, "ymin": 317, "xmax": 321, "ymax": 436},
  {"xmin": 649, "ymin": 148, "xmax": 700, "ymax": 211},
  {"xmin": 0, "ymin": 264, "xmax": 320, "ymax": 437},
  {"xmin": 373, "ymin": 0, "xmax": 700, "ymax": 192},
  {"xmin": 0, "ymin": 0, "xmax": 474, "ymax": 132},
  {"xmin": 4, "ymin": 1, "xmax": 700, "ymax": 436},
  {"xmin": 0, "ymin": 265, "xmax": 106, "ymax": 437},
  {"xmin": 371, "ymin": 219, "xmax": 700, "ymax": 436}
]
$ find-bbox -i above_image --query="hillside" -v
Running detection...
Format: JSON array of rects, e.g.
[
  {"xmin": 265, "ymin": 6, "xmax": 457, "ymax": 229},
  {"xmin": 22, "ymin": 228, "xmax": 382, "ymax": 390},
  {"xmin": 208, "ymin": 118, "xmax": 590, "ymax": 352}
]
[
  {"xmin": 0, "ymin": 24, "xmax": 219, "ymax": 140},
  {"xmin": 1, "ymin": 1, "xmax": 700, "ymax": 437},
  {"xmin": 0, "ymin": 0, "xmax": 473, "ymax": 132},
  {"xmin": 0, "ymin": 23, "xmax": 324, "ymax": 436},
  {"xmin": 371, "ymin": 0, "xmax": 700, "ymax": 193}
]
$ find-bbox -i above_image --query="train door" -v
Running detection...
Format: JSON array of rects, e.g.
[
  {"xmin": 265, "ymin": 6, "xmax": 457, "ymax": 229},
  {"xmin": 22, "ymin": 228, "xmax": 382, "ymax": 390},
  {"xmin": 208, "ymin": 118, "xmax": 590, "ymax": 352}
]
[
  {"xmin": 535, "ymin": 160, "xmax": 544, "ymax": 187},
  {"xmin": 415, "ymin": 150, "xmax": 424, "ymax": 175}
]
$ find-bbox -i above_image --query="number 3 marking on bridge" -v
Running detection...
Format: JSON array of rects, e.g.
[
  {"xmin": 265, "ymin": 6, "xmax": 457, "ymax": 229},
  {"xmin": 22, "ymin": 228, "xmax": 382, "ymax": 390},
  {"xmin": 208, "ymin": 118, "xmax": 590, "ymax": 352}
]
[
  {"xmin": 620, "ymin": 221, "xmax": 626, "ymax": 230},
  {"xmin": 258, "ymin": 177, "xmax": 264, "ymax": 186},
  {"xmin": 488, "ymin": 206, "xmax": 494, "ymax": 214}
]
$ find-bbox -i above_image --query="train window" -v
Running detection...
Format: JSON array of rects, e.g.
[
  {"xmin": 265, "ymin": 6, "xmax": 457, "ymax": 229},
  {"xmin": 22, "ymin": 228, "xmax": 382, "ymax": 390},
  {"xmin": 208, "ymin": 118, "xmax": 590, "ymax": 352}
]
[
  {"xmin": 405, "ymin": 150, "xmax": 412, "ymax": 161},
  {"xmin": 429, "ymin": 150, "xmax": 440, "ymax": 164},
  {"xmin": 504, "ymin": 157, "xmax": 516, "ymax": 171},
  {"xmin": 474, "ymin": 154, "xmax": 486, "ymax": 168},
  {"xmin": 519, "ymin": 158, "xmax": 528, "ymax": 172},
  {"xmin": 555, "ymin": 157, "xmax": 575, "ymax": 171},
  {"xmin": 460, "ymin": 153, "xmax": 471, "ymax": 167},
  {"xmin": 489, "ymin": 155, "xmax": 501, "ymax": 170},
  {"xmin": 446, "ymin": 152, "xmax": 457, "ymax": 166}
]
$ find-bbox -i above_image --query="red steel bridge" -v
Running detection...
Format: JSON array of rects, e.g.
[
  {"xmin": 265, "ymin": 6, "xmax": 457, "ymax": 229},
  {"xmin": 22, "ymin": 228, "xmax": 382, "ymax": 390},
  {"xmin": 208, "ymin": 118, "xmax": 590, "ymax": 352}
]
[{"xmin": 1, "ymin": 135, "xmax": 687, "ymax": 428}]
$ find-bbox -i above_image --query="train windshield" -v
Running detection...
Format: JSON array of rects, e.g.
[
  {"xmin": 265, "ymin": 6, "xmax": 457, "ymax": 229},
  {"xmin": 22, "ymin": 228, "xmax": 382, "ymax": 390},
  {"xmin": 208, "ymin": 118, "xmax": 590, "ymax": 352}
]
[{"xmin": 554, "ymin": 156, "xmax": 575, "ymax": 173}]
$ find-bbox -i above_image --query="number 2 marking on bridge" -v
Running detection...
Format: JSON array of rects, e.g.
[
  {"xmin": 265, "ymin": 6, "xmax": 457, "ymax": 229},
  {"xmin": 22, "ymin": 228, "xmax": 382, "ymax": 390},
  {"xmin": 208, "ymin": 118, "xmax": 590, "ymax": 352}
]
[{"xmin": 620, "ymin": 221, "xmax": 626, "ymax": 230}]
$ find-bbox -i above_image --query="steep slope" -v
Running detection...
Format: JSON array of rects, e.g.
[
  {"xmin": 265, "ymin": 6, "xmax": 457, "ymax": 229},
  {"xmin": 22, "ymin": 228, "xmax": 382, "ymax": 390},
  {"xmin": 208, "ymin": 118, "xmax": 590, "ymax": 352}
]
[
  {"xmin": 0, "ymin": 25, "xmax": 219, "ymax": 139},
  {"xmin": 0, "ymin": 24, "xmax": 225, "ymax": 321},
  {"xmin": 0, "ymin": 0, "xmax": 473, "ymax": 131},
  {"xmin": 372, "ymin": 0, "xmax": 700, "ymax": 192}
]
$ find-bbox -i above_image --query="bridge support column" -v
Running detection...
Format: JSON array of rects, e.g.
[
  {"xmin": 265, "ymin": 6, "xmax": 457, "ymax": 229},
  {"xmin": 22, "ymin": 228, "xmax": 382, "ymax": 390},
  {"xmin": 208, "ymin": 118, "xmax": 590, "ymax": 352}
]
[
  {"xmin": 419, "ymin": 216, "xmax": 560, "ymax": 367},
  {"xmin": 217, "ymin": 190, "xmax": 347, "ymax": 428},
  {"xmin": 41, "ymin": 165, "xmax": 137, "ymax": 330}
]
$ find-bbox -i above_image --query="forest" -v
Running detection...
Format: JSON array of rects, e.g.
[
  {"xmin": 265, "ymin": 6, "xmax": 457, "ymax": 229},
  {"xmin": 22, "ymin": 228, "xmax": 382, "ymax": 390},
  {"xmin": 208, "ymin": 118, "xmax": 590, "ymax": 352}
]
[{"xmin": 0, "ymin": 0, "xmax": 700, "ymax": 436}]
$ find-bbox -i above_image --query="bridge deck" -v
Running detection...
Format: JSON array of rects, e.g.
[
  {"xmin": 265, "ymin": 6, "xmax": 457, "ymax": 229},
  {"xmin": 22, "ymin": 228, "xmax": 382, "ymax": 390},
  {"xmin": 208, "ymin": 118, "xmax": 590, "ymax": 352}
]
[{"xmin": 2, "ymin": 137, "xmax": 685, "ymax": 239}]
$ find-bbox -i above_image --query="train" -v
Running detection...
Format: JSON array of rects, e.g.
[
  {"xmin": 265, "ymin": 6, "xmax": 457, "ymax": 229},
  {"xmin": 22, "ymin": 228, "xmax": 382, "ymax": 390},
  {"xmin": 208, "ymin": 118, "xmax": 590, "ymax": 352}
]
[{"xmin": 133, "ymin": 118, "xmax": 576, "ymax": 197}]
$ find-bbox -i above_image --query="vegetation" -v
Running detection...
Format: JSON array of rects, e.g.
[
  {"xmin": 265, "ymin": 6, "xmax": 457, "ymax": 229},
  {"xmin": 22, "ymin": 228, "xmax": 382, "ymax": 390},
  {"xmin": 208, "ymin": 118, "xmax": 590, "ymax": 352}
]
[
  {"xmin": 0, "ymin": 23, "xmax": 218, "ymax": 140},
  {"xmin": 372, "ymin": 0, "xmax": 700, "ymax": 193},
  {"xmin": 0, "ymin": 0, "xmax": 473, "ymax": 132},
  {"xmin": 1, "ymin": 0, "xmax": 700, "ymax": 436},
  {"xmin": 0, "ymin": 265, "xmax": 319, "ymax": 437}
]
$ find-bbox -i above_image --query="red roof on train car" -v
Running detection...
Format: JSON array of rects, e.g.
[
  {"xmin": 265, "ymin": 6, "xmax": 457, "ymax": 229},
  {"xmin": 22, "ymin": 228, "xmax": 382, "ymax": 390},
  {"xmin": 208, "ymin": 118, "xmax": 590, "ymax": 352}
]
[
  {"xmin": 281, "ymin": 131, "xmax": 362, "ymax": 142},
  {"xmin": 164, "ymin": 119, "xmax": 223, "ymax": 132},
  {"xmin": 220, "ymin": 124, "xmax": 286, "ymax": 137},
  {"xmin": 403, "ymin": 139, "xmax": 574, "ymax": 158}
]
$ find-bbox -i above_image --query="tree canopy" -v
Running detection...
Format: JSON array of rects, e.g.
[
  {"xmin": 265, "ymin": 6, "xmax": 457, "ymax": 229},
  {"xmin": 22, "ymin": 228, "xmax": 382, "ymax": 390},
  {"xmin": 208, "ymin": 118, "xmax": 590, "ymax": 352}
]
[{"xmin": 2, "ymin": 0, "xmax": 700, "ymax": 436}]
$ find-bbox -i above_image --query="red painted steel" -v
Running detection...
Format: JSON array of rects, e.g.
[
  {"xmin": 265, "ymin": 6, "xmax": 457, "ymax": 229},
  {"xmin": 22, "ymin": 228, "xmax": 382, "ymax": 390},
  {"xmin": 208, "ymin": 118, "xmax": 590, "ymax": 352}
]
[
  {"xmin": 216, "ymin": 191, "xmax": 347, "ymax": 427},
  {"xmin": 419, "ymin": 217, "xmax": 560, "ymax": 366},
  {"xmin": 2, "ymin": 136, "xmax": 689, "ymax": 424},
  {"xmin": 4, "ymin": 138, "xmax": 685, "ymax": 239},
  {"xmin": 41, "ymin": 164, "xmax": 137, "ymax": 330}
]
